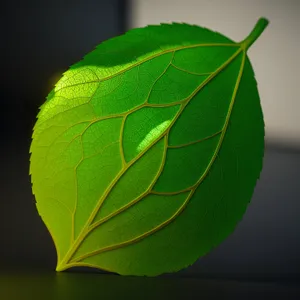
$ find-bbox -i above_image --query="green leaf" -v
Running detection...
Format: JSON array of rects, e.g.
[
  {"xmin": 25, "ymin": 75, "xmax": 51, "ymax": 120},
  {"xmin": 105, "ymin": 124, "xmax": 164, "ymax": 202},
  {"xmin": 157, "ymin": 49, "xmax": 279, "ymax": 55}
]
[{"xmin": 30, "ymin": 18, "xmax": 268, "ymax": 276}]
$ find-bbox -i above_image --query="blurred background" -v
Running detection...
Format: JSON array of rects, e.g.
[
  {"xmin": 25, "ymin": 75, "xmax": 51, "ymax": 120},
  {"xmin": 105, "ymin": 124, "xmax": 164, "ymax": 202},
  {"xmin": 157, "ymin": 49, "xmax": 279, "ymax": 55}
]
[{"xmin": 1, "ymin": 0, "xmax": 299, "ymax": 284}]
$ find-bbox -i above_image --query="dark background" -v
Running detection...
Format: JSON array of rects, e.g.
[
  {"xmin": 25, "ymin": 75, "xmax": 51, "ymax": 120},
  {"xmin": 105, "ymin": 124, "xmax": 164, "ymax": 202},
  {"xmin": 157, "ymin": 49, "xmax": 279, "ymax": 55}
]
[
  {"xmin": 1, "ymin": 0, "xmax": 299, "ymax": 298},
  {"xmin": 1, "ymin": 0, "xmax": 127, "ymax": 269}
]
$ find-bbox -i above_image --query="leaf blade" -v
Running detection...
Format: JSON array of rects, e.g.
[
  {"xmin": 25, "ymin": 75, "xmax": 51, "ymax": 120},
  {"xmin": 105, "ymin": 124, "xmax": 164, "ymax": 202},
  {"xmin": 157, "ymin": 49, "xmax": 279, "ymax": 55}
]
[{"xmin": 30, "ymin": 21, "xmax": 266, "ymax": 275}]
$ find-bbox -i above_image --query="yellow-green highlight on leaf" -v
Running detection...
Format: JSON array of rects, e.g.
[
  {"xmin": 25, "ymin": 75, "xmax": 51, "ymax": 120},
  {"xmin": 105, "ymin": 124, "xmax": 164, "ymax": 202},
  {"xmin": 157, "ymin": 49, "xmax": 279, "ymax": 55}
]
[
  {"xmin": 137, "ymin": 120, "xmax": 171, "ymax": 152},
  {"xmin": 30, "ymin": 18, "xmax": 268, "ymax": 276},
  {"xmin": 123, "ymin": 105, "xmax": 180, "ymax": 162}
]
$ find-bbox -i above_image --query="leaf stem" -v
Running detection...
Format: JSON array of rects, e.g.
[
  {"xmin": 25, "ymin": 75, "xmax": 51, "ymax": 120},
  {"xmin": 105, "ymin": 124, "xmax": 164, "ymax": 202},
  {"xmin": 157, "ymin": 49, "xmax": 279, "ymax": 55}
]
[{"xmin": 240, "ymin": 17, "xmax": 269, "ymax": 51}]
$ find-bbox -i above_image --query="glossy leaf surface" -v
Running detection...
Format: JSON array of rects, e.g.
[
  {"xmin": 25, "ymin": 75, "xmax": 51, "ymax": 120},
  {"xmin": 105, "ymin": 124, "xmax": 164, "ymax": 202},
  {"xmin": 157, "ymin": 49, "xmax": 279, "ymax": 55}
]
[{"xmin": 30, "ymin": 18, "xmax": 268, "ymax": 276}]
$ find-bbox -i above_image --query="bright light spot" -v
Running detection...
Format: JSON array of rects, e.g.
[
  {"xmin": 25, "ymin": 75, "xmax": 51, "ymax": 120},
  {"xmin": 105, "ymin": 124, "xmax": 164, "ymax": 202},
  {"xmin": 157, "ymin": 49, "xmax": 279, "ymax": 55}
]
[{"xmin": 137, "ymin": 120, "xmax": 171, "ymax": 152}]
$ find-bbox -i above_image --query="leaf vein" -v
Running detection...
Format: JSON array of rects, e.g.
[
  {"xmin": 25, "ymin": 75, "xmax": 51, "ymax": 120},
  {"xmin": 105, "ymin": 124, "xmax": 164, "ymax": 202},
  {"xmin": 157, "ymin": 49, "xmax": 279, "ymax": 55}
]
[
  {"xmin": 170, "ymin": 63, "xmax": 212, "ymax": 76},
  {"xmin": 167, "ymin": 129, "xmax": 222, "ymax": 149},
  {"xmin": 86, "ymin": 135, "xmax": 168, "ymax": 233}
]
